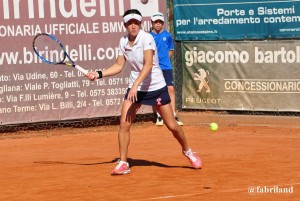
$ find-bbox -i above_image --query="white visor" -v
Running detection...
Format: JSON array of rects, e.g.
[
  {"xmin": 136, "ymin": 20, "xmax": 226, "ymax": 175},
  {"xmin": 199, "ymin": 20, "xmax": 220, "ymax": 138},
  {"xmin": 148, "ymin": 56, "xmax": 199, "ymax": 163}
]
[{"xmin": 123, "ymin": 13, "xmax": 142, "ymax": 23}]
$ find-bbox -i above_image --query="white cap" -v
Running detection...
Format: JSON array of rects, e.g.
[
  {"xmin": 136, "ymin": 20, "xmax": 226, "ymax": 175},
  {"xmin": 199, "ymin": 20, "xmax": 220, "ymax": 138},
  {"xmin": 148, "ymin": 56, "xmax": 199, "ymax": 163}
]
[{"xmin": 151, "ymin": 12, "xmax": 164, "ymax": 22}]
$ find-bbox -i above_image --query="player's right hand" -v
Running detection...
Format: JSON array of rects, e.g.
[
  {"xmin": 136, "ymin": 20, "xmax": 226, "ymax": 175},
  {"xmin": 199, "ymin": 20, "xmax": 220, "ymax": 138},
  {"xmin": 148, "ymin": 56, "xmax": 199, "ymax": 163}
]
[{"xmin": 86, "ymin": 71, "xmax": 98, "ymax": 81}]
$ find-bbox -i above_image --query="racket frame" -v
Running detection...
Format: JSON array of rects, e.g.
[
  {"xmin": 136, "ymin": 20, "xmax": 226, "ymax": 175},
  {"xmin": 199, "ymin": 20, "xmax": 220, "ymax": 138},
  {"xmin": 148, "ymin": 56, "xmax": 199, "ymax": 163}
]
[{"xmin": 32, "ymin": 33, "xmax": 88, "ymax": 74}]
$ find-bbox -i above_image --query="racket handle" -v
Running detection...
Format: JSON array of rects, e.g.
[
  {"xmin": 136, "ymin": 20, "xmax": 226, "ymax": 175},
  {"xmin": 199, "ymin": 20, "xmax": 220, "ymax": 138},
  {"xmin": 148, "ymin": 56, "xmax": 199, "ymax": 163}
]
[{"xmin": 75, "ymin": 65, "xmax": 89, "ymax": 75}]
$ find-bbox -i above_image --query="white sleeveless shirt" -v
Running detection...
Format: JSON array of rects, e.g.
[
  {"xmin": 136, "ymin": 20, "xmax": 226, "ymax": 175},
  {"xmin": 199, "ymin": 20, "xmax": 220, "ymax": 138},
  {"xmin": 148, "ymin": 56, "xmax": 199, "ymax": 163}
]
[{"xmin": 118, "ymin": 30, "xmax": 166, "ymax": 91}]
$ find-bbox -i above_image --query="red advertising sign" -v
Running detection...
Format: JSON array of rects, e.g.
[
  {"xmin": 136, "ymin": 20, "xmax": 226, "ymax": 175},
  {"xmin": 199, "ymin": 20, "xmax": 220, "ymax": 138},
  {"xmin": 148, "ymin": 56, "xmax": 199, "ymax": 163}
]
[{"xmin": 0, "ymin": 0, "xmax": 166, "ymax": 124}]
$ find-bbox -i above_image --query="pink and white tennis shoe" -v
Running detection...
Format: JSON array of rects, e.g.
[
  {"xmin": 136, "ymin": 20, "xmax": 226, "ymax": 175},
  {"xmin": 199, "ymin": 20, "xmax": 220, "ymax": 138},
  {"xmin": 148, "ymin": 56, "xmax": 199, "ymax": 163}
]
[
  {"xmin": 183, "ymin": 148, "xmax": 202, "ymax": 169},
  {"xmin": 111, "ymin": 160, "xmax": 131, "ymax": 175}
]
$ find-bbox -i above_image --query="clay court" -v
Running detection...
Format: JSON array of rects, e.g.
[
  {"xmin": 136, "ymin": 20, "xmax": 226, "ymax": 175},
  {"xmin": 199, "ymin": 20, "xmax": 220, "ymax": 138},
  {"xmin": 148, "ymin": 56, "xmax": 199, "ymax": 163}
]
[{"xmin": 0, "ymin": 113, "xmax": 299, "ymax": 201}]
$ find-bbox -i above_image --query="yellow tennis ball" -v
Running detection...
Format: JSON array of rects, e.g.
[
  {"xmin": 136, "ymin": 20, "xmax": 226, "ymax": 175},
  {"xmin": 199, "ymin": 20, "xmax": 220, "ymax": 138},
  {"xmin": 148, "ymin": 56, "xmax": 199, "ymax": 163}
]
[{"xmin": 209, "ymin": 123, "xmax": 218, "ymax": 132}]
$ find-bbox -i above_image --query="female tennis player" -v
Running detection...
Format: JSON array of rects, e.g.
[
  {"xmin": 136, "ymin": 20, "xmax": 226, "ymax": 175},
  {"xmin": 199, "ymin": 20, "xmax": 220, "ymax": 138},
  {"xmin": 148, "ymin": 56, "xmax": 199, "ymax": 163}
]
[{"xmin": 86, "ymin": 9, "xmax": 202, "ymax": 175}]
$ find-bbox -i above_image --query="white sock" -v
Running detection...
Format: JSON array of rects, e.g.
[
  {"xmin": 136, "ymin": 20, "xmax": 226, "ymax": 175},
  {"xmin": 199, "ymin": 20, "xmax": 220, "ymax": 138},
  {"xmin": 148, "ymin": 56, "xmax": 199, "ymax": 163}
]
[{"xmin": 183, "ymin": 148, "xmax": 192, "ymax": 154}]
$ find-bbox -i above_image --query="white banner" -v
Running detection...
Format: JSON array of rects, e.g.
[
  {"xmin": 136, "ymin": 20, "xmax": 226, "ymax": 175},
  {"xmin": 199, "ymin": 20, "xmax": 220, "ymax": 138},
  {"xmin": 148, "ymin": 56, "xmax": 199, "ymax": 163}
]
[{"xmin": 182, "ymin": 41, "xmax": 300, "ymax": 111}]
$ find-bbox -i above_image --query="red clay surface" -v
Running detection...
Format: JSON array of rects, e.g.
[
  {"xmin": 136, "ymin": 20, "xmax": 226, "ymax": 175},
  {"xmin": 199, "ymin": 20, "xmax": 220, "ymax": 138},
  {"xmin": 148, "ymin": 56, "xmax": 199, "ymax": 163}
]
[{"xmin": 0, "ymin": 113, "xmax": 299, "ymax": 201}]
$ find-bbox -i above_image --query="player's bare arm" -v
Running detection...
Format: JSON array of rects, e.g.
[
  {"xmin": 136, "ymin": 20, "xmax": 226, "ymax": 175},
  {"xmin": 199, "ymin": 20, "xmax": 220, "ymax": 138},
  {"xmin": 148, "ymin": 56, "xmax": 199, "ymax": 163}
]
[
  {"xmin": 126, "ymin": 49, "xmax": 154, "ymax": 103},
  {"xmin": 102, "ymin": 55, "xmax": 126, "ymax": 77},
  {"xmin": 132, "ymin": 49, "xmax": 154, "ymax": 87},
  {"xmin": 86, "ymin": 55, "xmax": 125, "ymax": 81}
]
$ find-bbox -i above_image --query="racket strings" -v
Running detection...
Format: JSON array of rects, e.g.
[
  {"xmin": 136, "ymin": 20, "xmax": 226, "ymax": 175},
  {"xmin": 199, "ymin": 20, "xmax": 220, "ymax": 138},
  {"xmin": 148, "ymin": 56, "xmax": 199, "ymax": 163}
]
[{"xmin": 33, "ymin": 34, "xmax": 66, "ymax": 64}]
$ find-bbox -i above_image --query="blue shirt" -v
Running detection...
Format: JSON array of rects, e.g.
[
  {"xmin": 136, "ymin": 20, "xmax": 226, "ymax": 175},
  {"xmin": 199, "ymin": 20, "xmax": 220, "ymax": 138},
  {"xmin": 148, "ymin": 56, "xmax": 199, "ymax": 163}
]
[{"xmin": 150, "ymin": 30, "xmax": 174, "ymax": 70}]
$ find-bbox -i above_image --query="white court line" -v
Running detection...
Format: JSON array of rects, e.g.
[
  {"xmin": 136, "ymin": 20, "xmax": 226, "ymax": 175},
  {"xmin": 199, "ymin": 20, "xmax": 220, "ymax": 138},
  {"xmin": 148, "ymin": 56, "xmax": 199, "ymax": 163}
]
[{"xmin": 137, "ymin": 182, "xmax": 300, "ymax": 200}]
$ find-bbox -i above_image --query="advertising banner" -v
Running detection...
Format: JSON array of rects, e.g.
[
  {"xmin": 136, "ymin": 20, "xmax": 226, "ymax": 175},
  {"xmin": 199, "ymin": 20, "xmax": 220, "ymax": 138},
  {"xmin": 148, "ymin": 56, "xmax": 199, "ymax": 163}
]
[
  {"xmin": 182, "ymin": 41, "xmax": 300, "ymax": 111},
  {"xmin": 174, "ymin": 0, "xmax": 300, "ymax": 40},
  {"xmin": 0, "ymin": 0, "xmax": 165, "ymax": 125}
]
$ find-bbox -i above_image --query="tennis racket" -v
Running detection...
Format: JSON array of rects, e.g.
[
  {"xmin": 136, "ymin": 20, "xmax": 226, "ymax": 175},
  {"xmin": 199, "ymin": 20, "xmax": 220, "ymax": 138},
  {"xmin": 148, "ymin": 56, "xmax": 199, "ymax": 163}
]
[{"xmin": 32, "ymin": 33, "xmax": 89, "ymax": 75}]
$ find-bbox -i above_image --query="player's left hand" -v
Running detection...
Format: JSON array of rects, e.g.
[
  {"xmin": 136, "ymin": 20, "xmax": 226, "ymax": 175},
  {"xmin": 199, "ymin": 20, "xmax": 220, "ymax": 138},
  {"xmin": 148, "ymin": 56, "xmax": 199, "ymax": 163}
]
[{"xmin": 127, "ymin": 86, "xmax": 138, "ymax": 103}]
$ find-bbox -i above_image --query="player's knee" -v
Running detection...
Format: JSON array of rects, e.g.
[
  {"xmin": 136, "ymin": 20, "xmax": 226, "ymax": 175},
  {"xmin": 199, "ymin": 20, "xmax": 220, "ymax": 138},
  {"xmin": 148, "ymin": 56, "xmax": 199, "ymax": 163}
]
[
  {"xmin": 167, "ymin": 123, "xmax": 180, "ymax": 133},
  {"xmin": 119, "ymin": 119, "xmax": 132, "ymax": 130}
]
